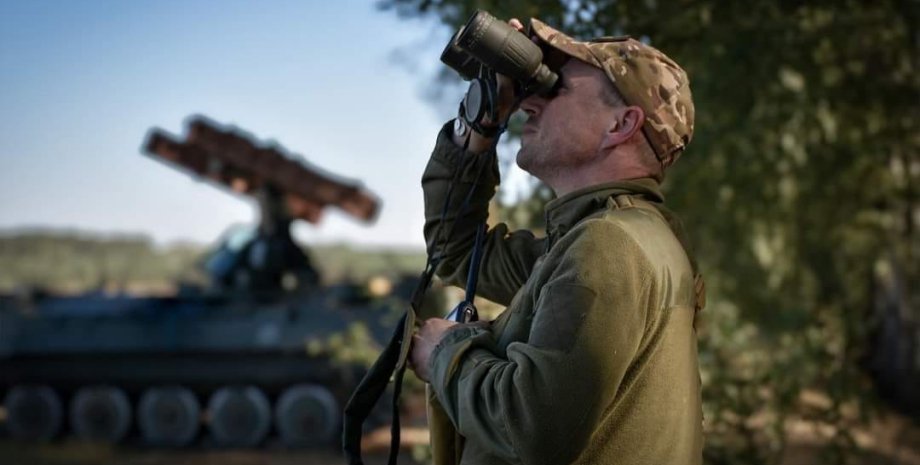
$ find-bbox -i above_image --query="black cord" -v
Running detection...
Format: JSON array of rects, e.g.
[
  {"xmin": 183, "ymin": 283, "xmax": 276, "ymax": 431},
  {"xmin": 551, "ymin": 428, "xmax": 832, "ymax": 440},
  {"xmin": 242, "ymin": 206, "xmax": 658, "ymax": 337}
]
[{"xmin": 415, "ymin": 91, "xmax": 525, "ymax": 314}]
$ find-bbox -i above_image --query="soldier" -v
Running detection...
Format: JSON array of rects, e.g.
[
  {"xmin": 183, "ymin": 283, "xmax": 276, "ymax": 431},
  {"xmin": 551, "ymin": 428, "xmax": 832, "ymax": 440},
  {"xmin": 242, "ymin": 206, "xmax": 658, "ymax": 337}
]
[{"xmin": 408, "ymin": 17, "xmax": 705, "ymax": 465}]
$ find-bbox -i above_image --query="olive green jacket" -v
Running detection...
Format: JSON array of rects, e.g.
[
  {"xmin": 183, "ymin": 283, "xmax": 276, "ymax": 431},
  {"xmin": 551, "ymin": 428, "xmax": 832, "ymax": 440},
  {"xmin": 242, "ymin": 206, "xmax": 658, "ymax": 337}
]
[{"xmin": 422, "ymin": 123, "xmax": 703, "ymax": 465}]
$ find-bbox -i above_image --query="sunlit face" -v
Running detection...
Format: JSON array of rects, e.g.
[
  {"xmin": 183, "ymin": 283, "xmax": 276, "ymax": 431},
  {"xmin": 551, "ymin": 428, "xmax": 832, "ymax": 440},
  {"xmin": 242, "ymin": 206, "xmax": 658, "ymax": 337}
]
[{"xmin": 516, "ymin": 60, "xmax": 619, "ymax": 182}]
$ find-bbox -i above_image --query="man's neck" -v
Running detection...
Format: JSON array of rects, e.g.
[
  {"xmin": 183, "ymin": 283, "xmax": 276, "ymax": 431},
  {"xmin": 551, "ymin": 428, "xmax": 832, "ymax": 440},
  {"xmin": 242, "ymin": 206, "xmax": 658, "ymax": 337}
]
[
  {"xmin": 538, "ymin": 145, "xmax": 657, "ymax": 196},
  {"xmin": 549, "ymin": 165, "xmax": 651, "ymax": 197}
]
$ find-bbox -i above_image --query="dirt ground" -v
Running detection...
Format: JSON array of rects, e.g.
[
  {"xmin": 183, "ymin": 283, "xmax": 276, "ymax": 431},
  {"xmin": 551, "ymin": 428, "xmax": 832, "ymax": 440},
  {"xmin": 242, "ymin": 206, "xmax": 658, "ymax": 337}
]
[
  {"xmin": 2, "ymin": 413, "xmax": 919, "ymax": 465},
  {"xmin": 0, "ymin": 424, "xmax": 432, "ymax": 465},
  {"xmin": 779, "ymin": 411, "xmax": 920, "ymax": 465},
  {"xmin": 0, "ymin": 441, "xmax": 425, "ymax": 465}
]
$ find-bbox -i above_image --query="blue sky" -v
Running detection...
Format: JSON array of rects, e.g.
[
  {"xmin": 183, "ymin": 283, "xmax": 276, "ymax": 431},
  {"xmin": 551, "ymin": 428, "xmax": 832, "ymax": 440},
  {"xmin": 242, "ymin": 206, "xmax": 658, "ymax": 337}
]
[{"xmin": 0, "ymin": 0, "xmax": 515, "ymax": 248}]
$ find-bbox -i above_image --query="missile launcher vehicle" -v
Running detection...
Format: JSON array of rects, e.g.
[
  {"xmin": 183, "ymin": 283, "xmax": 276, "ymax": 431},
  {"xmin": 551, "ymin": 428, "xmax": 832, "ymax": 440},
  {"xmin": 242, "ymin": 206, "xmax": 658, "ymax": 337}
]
[{"xmin": 0, "ymin": 116, "xmax": 403, "ymax": 448}]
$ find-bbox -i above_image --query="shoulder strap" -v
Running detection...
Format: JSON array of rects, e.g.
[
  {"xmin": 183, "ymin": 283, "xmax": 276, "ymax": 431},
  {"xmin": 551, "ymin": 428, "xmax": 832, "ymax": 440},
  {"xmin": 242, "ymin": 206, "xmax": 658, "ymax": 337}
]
[
  {"xmin": 344, "ymin": 148, "xmax": 496, "ymax": 464},
  {"xmin": 343, "ymin": 307, "xmax": 416, "ymax": 465},
  {"xmin": 610, "ymin": 194, "xmax": 706, "ymax": 318}
]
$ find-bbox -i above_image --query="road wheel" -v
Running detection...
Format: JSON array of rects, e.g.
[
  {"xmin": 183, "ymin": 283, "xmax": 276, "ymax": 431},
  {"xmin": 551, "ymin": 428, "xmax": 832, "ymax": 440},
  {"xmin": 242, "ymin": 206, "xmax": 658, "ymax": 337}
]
[
  {"xmin": 274, "ymin": 384, "xmax": 340, "ymax": 447},
  {"xmin": 207, "ymin": 385, "xmax": 270, "ymax": 447},
  {"xmin": 138, "ymin": 386, "xmax": 200, "ymax": 446},
  {"xmin": 69, "ymin": 385, "xmax": 132, "ymax": 443},
  {"xmin": 3, "ymin": 385, "xmax": 62, "ymax": 441}
]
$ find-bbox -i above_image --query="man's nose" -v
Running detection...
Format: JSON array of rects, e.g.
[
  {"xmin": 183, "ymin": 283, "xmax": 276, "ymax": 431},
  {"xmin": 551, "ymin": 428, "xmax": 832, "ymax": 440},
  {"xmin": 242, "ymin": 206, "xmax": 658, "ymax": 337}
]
[{"xmin": 519, "ymin": 94, "xmax": 545, "ymax": 116}]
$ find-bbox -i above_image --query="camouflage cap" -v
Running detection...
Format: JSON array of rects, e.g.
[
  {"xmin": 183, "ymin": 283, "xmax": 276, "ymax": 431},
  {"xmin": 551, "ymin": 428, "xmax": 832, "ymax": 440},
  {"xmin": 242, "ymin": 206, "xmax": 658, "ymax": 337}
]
[{"xmin": 529, "ymin": 18, "xmax": 694, "ymax": 168}]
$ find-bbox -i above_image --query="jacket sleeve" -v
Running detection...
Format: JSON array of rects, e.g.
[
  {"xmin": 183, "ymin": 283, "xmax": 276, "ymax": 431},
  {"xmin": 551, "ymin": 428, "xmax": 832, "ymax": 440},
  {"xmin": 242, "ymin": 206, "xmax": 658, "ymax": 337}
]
[
  {"xmin": 422, "ymin": 122, "xmax": 545, "ymax": 306},
  {"xmin": 427, "ymin": 220, "xmax": 655, "ymax": 465}
]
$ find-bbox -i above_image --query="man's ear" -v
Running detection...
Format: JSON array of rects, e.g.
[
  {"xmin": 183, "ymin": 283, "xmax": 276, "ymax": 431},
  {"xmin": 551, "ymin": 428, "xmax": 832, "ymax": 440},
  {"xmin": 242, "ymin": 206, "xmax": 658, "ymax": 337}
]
[{"xmin": 600, "ymin": 106, "xmax": 645, "ymax": 150}]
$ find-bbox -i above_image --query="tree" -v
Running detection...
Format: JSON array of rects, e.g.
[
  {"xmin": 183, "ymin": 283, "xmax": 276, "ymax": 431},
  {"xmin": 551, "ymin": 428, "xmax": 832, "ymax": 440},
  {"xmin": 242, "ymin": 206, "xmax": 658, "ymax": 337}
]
[{"xmin": 381, "ymin": 1, "xmax": 920, "ymax": 463}]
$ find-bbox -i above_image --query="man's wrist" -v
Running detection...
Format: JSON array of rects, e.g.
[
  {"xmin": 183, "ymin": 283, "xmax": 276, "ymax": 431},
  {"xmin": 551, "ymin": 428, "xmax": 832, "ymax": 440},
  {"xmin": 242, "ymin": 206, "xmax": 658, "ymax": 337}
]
[
  {"xmin": 428, "ymin": 324, "xmax": 490, "ymax": 388},
  {"xmin": 451, "ymin": 118, "xmax": 499, "ymax": 154}
]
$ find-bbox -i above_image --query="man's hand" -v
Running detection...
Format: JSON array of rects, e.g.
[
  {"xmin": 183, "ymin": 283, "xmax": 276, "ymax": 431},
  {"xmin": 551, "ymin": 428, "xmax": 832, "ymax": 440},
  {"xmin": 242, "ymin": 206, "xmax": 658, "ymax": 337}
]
[
  {"xmin": 409, "ymin": 318, "xmax": 458, "ymax": 383},
  {"xmin": 452, "ymin": 18, "xmax": 528, "ymax": 153}
]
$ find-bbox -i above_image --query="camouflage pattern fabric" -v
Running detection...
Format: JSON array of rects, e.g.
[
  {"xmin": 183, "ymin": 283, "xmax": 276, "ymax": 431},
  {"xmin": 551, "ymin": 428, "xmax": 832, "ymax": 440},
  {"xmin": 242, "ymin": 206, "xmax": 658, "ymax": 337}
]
[{"xmin": 529, "ymin": 19, "xmax": 694, "ymax": 168}]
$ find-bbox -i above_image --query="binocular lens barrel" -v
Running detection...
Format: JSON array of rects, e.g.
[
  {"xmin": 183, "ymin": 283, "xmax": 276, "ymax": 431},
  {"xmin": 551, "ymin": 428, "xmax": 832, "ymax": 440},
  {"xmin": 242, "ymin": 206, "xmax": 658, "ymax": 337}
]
[
  {"xmin": 440, "ymin": 27, "xmax": 482, "ymax": 81},
  {"xmin": 456, "ymin": 11, "xmax": 558, "ymax": 95},
  {"xmin": 440, "ymin": 11, "xmax": 559, "ymax": 96}
]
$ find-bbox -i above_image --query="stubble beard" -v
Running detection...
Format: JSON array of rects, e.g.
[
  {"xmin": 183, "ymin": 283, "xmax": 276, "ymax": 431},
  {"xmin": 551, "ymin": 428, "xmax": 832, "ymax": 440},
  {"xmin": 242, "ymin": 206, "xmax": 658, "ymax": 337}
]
[
  {"xmin": 517, "ymin": 132, "xmax": 567, "ymax": 185},
  {"xmin": 516, "ymin": 141, "xmax": 546, "ymax": 179}
]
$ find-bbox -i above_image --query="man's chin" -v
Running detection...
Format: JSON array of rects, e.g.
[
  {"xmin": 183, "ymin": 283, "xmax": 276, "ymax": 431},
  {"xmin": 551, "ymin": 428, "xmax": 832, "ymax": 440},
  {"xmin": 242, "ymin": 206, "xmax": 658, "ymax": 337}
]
[
  {"xmin": 516, "ymin": 152, "xmax": 545, "ymax": 180},
  {"xmin": 515, "ymin": 149, "xmax": 531, "ymax": 173}
]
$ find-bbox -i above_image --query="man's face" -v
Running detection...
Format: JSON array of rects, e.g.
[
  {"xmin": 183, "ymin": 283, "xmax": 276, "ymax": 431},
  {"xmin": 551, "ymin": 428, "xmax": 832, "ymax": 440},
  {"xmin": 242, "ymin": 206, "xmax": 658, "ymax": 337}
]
[{"xmin": 517, "ymin": 59, "xmax": 619, "ymax": 181}]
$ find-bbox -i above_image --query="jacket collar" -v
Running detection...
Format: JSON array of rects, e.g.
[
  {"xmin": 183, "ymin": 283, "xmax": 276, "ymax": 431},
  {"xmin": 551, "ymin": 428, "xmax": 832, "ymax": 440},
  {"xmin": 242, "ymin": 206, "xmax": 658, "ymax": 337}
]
[{"xmin": 544, "ymin": 178, "xmax": 664, "ymax": 246}]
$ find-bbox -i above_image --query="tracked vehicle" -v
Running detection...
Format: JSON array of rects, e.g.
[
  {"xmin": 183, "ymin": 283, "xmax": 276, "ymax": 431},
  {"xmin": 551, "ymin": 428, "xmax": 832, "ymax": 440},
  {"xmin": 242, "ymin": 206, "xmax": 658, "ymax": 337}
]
[{"xmin": 0, "ymin": 117, "xmax": 400, "ymax": 448}]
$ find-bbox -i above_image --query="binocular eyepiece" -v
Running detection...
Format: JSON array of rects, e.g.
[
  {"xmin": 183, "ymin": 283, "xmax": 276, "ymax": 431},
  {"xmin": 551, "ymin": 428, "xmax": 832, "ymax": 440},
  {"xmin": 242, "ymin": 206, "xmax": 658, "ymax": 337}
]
[{"xmin": 441, "ymin": 11, "xmax": 560, "ymax": 98}]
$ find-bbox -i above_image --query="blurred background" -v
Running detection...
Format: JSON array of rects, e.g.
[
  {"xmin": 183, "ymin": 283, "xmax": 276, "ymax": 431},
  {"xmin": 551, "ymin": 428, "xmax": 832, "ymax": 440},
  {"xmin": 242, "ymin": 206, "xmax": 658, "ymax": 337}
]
[{"xmin": 1, "ymin": 1, "xmax": 918, "ymax": 464}]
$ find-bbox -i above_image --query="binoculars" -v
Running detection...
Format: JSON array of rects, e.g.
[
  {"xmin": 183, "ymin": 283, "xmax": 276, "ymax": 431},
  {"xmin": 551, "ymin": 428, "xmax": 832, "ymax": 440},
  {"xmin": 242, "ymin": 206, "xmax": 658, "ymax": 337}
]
[{"xmin": 441, "ymin": 11, "xmax": 561, "ymax": 132}]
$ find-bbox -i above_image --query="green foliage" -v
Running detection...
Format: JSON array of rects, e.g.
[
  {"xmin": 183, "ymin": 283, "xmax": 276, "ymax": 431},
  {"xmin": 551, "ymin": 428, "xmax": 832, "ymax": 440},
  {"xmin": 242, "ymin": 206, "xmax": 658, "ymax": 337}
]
[
  {"xmin": 307, "ymin": 320, "xmax": 385, "ymax": 367},
  {"xmin": 0, "ymin": 230, "xmax": 427, "ymax": 293},
  {"xmin": 0, "ymin": 231, "xmax": 203, "ymax": 293},
  {"xmin": 310, "ymin": 243, "xmax": 427, "ymax": 284},
  {"xmin": 380, "ymin": 0, "xmax": 920, "ymax": 463}
]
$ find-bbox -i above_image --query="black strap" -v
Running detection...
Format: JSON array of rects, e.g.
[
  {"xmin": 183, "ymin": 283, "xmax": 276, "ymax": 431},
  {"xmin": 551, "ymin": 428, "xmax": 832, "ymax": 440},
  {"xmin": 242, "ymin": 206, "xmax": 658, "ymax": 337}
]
[
  {"xmin": 446, "ymin": 223, "xmax": 486, "ymax": 323},
  {"xmin": 464, "ymin": 223, "xmax": 487, "ymax": 304},
  {"xmin": 343, "ymin": 90, "xmax": 520, "ymax": 464},
  {"xmin": 343, "ymin": 310, "xmax": 415, "ymax": 465},
  {"xmin": 341, "ymin": 158, "xmax": 489, "ymax": 465}
]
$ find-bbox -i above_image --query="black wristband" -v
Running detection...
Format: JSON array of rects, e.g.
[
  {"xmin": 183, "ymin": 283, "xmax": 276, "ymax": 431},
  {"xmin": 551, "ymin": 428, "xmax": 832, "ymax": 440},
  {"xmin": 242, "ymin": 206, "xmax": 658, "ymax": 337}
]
[{"xmin": 469, "ymin": 120, "xmax": 501, "ymax": 138}]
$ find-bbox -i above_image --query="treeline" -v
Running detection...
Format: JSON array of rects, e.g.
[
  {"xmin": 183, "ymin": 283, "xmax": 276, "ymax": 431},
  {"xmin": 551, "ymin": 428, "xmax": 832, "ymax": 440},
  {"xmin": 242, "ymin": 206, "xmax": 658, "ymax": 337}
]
[
  {"xmin": 379, "ymin": 1, "xmax": 920, "ymax": 463},
  {"xmin": 0, "ymin": 230, "xmax": 426, "ymax": 294}
]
